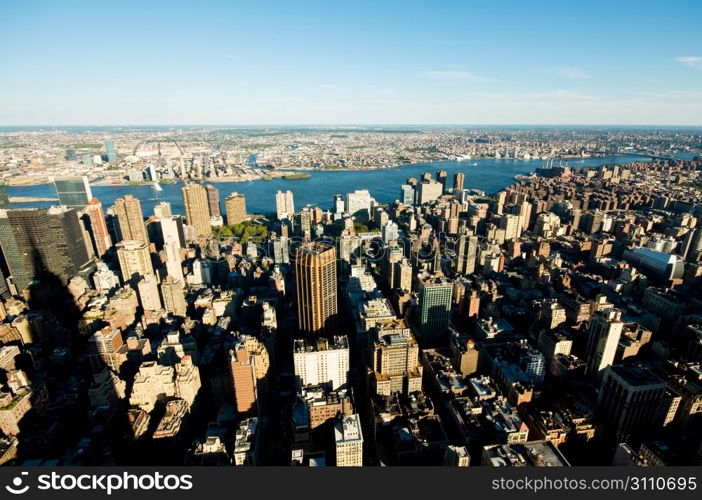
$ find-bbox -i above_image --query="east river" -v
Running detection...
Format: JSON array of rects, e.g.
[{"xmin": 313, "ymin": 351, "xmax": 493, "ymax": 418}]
[{"xmin": 5, "ymin": 155, "xmax": 653, "ymax": 215}]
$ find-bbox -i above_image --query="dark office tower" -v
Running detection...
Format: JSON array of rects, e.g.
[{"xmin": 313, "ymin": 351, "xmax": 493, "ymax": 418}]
[
  {"xmin": 412, "ymin": 271, "xmax": 453, "ymax": 347},
  {"xmin": 455, "ymin": 232, "xmax": 478, "ymax": 275},
  {"xmin": 82, "ymin": 198, "xmax": 113, "ymax": 257},
  {"xmin": 205, "ymin": 184, "xmax": 221, "ymax": 218},
  {"xmin": 453, "ymin": 172, "xmax": 465, "ymax": 191},
  {"xmin": 65, "ymin": 148, "xmax": 76, "ymax": 161},
  {"xmin": 53, "ymin": 176, "xmax": 93, "ymax": 209},
  {"xmin": 295, "ymin": 241, "xmax": 338, "ymax": 337},
  {"xmin": 597, "ymin": 363, "xmax": 667, "ymax": 444},
  {"xmin": 0, "ymin": 207, "xmax": 91, "ymax": 291},
  {"xmin": 0, "ymin": 183, "xmax": 9, "ymax": 210},
  {"xmin": 436, "ymin": 170, "xmax": 448, "ymax": 193},
  {"xmin": 113, "ymin": 195, "xmax": 148, "ymax": 245},
  {"xmin": 104, "ymin": 138, "xmax": 118, "ymax": 163},
  {"xmin": 0, "ymin": 261, "xmax": 10, "ymax": 300}
]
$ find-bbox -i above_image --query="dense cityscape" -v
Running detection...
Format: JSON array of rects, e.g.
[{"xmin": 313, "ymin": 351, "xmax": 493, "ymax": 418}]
[{"xmin": 0, "ymin": 128, "xmax": 700, "ymax": 467}]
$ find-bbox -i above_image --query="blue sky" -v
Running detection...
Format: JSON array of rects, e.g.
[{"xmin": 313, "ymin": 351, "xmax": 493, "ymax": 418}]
[{"xmin": 1, "ymin": 0, "xmax": 701, "ymax": 125}]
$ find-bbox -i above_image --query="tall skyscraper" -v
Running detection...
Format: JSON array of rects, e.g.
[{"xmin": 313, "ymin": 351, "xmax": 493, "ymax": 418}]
[
  {"xmin": 455, "ymin": 233, "xmax": 478, "ymax": 275},
  {"xmin": 597, "ymin": 363, "xmax": 667, "ymax": 443},
  {"xmin": 181, "ymin": 183, "xmax": 211, "ymax": 238},
  {"xmin": 53, "ymin": 176, "xmax": 93, "ymax": 209},
  {"xmin": 137, "ymin": 273, "xmax": 162, "ymax": 311},
  {"xmin": 453, "ymin": 172, "xmax": 465, "ymax": 191},
  {"xmin": 116, "ymin": 240, "xmax": 153, "ymax": 281},
  {"xmin": 153, "ymin": 201, "xmax": 172, "ymax": 219},
  {"xmin": 295, "ymin": 241, "xmax": 338, "ymax": 336},
  {"xmin": 104, "ymin": 138, "xmax": 118, "ymax": 163},
  {"xmin": 275, "ymin": 190, "xmax": 295, "ymax": 220},
  {"xmin": 585, "ymin": 308, "xmax": 624, "ymax": 376},
  {"xmin": 205, "ymin": 184, "xmax": 221, "ymax": 218},
  {"xmin": 113, "ymin": 195, "xmax": 148, "ymax": 244},
  {"xmin": 0, "ymin": 207, "xmax": 91, "ymax": 291},
  {"xmin": 81, "ymin": 198, "xmax": 113, "ymax": 257},
  {"xmin": 436, "ymin": 170, "xmax": 448, "ymax": 192},
  {"xmin": 160, "ymin": 216, "xmax": 185, "ymax": 281},
  {"xmin": 412, "ymin": 272, "xmax": 453, "ymax": 346},
  {"xmin": 345, "ymin": 189, "xmax": 374, "ymax": 216},
  {"xmin": 225, "ymin": 192, "xmax": 247, "ymax": 225}
]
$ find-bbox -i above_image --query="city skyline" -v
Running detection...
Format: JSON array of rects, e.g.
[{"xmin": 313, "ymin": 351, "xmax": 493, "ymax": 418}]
[{"xmin": 1, "ymin": 0, "xmax": 701, "ymax": 126}]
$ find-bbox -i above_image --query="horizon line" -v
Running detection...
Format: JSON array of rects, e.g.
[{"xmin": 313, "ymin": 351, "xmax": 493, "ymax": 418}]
[{"xmin": 1, "ymin": 123, "xmax": 702, "ymax": 129}]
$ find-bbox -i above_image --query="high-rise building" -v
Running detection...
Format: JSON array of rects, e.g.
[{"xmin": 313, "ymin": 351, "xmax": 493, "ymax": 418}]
[
  {"xmin": 394, "ymin": 258, "xmax": 412, "ymax": 292},
  {"xmin": 417, "ymin": 180, "xmax": 443, "ymax": 205},
  {"xmin": 81, "ymin": 198, "xmax": 112, "ymax": 257},
  {"xmin": 453, "ymin": 172, "xmax": 465, "ymax": 191},
  {"xmin": 53, "ymin": 176, "xmax": 93, "ymax": 209},
  {"xmin": 0, "ymin": 207, "xmax": 91, "ymax": 291},
  {"xmin": 116, "ymin": 240, "xmax": 153, "ymax": 280},
  {"xmin": 597, "ymin": 363, "xmax": 667, "ymax": 443},
  {"xmin": 585, "ymin": 308, "xmax": 624, "ymax": 376},
  {"xmin": 104, "ymin": 138, "xmax": 118, "ymax": 163},
  {"xmin": 137, "ymin": 273, "xmax": 162, "ymax": 311},
  {"xmin": 333, "ymin": 194, "xmax": 345, "ymax": 215},
  {"xmin": 455, "ymin": 233, "xmax": 478, "ymax": 275},
  {"xmin": 436, "ymin": 170, "xmax": 448, "ymax": 192},
  {"xmin": 345, "ymin": 189, "xmax": 374, "ymax": 216},
  {"xmin": 229, "ymin": 344, "xmax": 258, "ymax": 416},
  {"xmin": 153, "ymin": 201, "xmax": 172, "ymax": 219},
  {"xmin": 275, "ymin": 190, "xmax": 295, "ymax": 220},
  {"xmin": 412, "ymin": 272, "xmax": 453, "ymax": 346},
  {"xmin": 225, "ymin": 192, "xmax": 247, "ymax": 225},
  {"xmin": 181, "ymin": 183, "xmax": 211, "ymax": 238},
  {"xmin": 293, "ymin": 336, "xmax": 350, "ymax": 390},
  {"xmin": 88, "ymin": 326, "xmax": 124, "ymax": 372},
  {"xmin": 205, "ymin": 184, "xmax": 221, "ymax": 218},
  {"xmin": 160, "ymin": 216, "xmax": 185, "ymax": 280},
  {"xmin": 400, "ymin": 184, "xmax": 415, "ymax": 206},
  {"xmin": 113, "ymin": 195, "xmax": 148, "ymax": 244},
  {"xmin": 160, "ymin": 276, "xmax": 187, "ymax": 317},
  {"xmin": 334, "ymin": 414, "xmax": 363, "ymax": 466},
  {"xmin": 499, "ymin": 213, "xmax": 523, "ymax": 241},
  {"xmin": 382, "ymin": 221, "xmax": 399, "ymax": 243},
  {"xmin": 295, "ymin": 241, "xmax": 338, "ymax": 336},
  {"xmin": 369, "ymin": 323, "xmax": 422, "ymax": 396}
]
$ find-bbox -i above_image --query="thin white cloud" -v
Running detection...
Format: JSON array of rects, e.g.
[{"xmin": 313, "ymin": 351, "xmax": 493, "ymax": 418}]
[
  {"xmin": 555, "ymin": 66, "xmax": 591, "ymax": 79},
  {"xmin": 476, "ymin": 90, "xmax": 597, "ymax": 101},
  {"xmin": 675, "ymin": 56, "xmax": 702, "ymax": 69},
  {"xmin": 423, "ymin": 70, "xmax": 491, "ymax": 82},
  {"xmin": 317, "ymin": 84, "xmax": 338, "ymax": 89}
]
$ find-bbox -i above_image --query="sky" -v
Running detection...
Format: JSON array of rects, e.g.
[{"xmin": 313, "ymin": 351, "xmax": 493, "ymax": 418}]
[{"xmin": 0, "ymin": 0, "xmax": 701, "ymax": 126}]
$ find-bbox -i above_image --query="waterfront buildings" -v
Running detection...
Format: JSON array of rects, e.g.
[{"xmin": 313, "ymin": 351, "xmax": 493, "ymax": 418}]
[
  {"xmin": 275, "ymin": 190, "xmax": 295, "ymax": 220},
  {"xmin": 53, "ymin": 176, "xmax": 92, "ymax": 209},
  {"xmin": 181, "ymin": 184, "xmax": 211, "ymax": 238}
]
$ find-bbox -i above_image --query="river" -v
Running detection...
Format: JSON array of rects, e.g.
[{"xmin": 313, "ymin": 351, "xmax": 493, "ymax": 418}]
[{"xmin": 5, "ymin": 155, "xmax": 652, "ymax": 215}]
